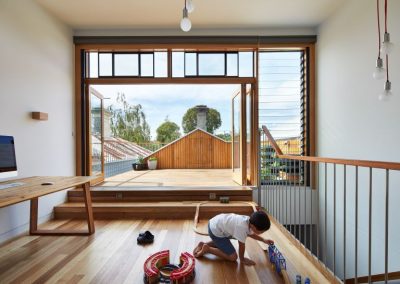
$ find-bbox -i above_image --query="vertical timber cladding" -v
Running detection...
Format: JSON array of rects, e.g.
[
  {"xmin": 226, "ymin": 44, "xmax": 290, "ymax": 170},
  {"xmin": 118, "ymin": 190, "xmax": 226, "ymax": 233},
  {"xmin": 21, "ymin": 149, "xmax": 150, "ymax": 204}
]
[{"xmin": 147, "ymin": 129, "xmax": 231, "ymax": 169}]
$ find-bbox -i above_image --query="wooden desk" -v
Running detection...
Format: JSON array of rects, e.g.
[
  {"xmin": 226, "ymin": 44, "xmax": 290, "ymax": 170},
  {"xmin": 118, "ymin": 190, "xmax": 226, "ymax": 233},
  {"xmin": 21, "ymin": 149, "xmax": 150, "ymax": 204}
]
[{"xmin": 0, "ymin": 176, "xmax": 95, "ymax": 236}]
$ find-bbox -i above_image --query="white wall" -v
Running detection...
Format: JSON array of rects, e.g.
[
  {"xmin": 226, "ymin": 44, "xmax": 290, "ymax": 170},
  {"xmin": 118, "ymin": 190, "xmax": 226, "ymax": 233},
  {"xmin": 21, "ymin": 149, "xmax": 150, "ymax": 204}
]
[
  {"xmin": 317, "ymin": 0, "xmax": 400, "ymax": 279},
  {"xmin": 0, "ymin": 0, "xmax": 74, "ymax": 243}
]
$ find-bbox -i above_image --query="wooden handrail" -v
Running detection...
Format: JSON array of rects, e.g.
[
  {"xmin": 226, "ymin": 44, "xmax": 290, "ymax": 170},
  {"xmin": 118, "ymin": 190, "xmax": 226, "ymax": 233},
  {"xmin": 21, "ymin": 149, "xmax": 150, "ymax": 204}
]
[
  {"xmin": 261, "ymin": 125, "xmax": 400, "ymax": 171},
  {"xmin": 261, "ymin": 125, "xmax": 283, "ymax": 156},
  {"xmin": 345, "ymin": 271, "xmax": 400, "ymax": 283}
]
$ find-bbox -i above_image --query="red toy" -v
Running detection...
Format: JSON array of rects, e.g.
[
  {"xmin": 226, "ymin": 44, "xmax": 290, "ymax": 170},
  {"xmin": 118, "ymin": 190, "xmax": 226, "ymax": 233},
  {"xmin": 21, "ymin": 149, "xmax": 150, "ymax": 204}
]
[{"xmin": 144, "ymin": 250, "xmax": 195, "ymax": 284}]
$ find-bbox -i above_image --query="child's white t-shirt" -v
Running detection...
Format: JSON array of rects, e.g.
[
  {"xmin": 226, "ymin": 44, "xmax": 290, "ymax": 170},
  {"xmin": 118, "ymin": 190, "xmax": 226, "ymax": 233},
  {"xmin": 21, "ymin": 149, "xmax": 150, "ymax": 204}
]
[{"xmin": 209, "ymin": 213, "xmax": 250, "ymax": 243}]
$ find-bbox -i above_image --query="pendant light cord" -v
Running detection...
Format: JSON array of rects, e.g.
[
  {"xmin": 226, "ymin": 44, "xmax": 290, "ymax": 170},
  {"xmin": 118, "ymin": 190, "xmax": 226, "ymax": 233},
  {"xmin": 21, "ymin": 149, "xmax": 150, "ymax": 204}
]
[
  {"xmin": 385, "ymin": 0, "xmax": 389, "ymax": 81},
  {"xmin": 386, "ymin": 55, "xmax": 389, "ymax": 81},
  {"xmin": 377, "ymin": 0, "xmax": 381, "ymax": 58},
  {"xmin": 384, "ymin": 0, "xmax": 388, "ymax": 33}
]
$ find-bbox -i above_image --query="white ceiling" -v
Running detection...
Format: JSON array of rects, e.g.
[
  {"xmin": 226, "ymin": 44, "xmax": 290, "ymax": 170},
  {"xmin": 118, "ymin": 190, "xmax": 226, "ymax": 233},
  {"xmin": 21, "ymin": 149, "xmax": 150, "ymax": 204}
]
[{"xmin": 36, "ymin": 0, "xmax": 345, "ymax": 31}]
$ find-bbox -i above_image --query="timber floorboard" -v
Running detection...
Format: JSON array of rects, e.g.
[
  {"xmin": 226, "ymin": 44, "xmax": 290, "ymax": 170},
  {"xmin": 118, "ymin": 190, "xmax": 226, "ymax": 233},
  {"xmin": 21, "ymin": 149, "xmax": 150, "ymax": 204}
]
[
  {"xmin": 101, "ymin": 169, "xmax": 240, "ymax": 188},
  {"xmin": 0, "ymin": 219, "xmax": 331, "ymax": 284}
]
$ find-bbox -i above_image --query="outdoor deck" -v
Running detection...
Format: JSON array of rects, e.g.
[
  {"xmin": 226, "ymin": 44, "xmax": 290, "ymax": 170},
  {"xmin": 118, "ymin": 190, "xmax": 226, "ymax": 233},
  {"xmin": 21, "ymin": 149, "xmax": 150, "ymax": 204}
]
[{"xmin": 100, "ymin": 169, "xmax": 241, "ymax": 188}]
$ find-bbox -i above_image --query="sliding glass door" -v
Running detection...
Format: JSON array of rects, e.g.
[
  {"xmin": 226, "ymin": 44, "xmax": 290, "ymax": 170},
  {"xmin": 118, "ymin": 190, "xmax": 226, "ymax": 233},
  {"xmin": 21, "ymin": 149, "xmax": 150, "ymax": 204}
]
[{"xmin": 87, "ymin": 87, "xmax": 105, "ymax": 185}]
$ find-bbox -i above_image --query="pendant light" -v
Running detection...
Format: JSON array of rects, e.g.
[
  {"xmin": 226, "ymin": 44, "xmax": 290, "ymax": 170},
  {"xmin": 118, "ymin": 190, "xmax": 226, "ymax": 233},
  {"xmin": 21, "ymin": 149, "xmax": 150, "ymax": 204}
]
[{"xmin": 373, "ymin": 0, "xmax": 385, "ymax": 80}]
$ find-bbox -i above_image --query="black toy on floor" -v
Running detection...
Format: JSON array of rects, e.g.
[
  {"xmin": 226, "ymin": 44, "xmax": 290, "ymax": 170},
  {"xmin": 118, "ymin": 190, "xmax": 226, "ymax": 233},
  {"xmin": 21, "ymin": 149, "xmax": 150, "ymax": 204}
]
[{"xmin": 137, "ymin": 231, "xmax": 154, "ymax": 245}]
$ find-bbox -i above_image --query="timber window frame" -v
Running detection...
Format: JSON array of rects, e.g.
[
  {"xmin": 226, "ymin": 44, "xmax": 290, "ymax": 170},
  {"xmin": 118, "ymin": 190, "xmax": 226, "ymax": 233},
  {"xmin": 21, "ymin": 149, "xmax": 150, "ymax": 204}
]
[{"xmin": 74, "ymin": 36, "xmax": 316, "ymax": 187}]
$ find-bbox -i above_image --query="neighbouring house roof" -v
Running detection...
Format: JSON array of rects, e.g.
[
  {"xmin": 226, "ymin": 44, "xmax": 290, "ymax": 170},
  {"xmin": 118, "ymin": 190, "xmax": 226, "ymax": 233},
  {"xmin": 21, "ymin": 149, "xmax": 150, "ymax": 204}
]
[
  {"xmin": 144, "ymin": 128, "xmax": 229, "ymax": 159},
  {"xmin": 92, "ymin": 136, "xmax": 152, "ymax": 161}
]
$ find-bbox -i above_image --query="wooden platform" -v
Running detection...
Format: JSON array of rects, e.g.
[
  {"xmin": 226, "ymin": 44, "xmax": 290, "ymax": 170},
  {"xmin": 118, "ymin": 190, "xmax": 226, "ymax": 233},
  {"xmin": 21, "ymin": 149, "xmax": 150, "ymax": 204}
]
[
  {"xmin": 68, "ymin": 187, "xmax": 253, "ymax": 202},
  {"xmin": 0, "ymin": 219, "xmax": 332, "ymax": 283},
  {"xmin": 101, "ymin": 169, "xmax": 239, "ymax": 187},
  {"xmin": 54, "ymin": 201, "xmax": 255, "ymax": 219}
]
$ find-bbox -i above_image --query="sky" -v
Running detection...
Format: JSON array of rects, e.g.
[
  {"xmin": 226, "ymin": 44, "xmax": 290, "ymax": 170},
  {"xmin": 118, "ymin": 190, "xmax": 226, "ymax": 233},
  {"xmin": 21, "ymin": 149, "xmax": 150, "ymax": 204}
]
[
  {"xmin": 92, "ymin": 84, "xmax": 239, "ymax": 140},
  {"xmin": 91, "ymin": 51, "xmax": 302, "ymax": 141}
]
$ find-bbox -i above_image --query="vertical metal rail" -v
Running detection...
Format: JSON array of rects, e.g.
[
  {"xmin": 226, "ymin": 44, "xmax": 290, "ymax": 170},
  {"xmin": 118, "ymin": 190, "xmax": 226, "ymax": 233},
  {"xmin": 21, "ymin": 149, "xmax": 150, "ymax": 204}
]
[
  {"xmin": 289, "ymin": 159, "xmax": 293, "ymax": 234},
  {"xmin": 385, "ymin": 169, "xmax": 389, "ymax": 284},
  {"xmin": 310, "ymin": 161, "xmax": 313, "ymax": 253},
  {"xmin": 343, "ymin": 165, "xmax": 347, "ymax": 282},
  {"xmin": 304, "ymin": 160, "xmax": 307, "ymax": 247},
  {"xmin": 277, "ymin": 159, "xmax": 283, "ymax": 224},
  {"xmin": 324, "ymin": 162, "xmax": 327, "ymax": 266},
  {"xmin": 258, "ymin": 131, "xmax": 262, "ymax": 207},
  {"xmin": 355, "ymin": 166, "xmax": 358, "ymax": 284},
  {"xmin": 316, "ymin": 162, "xmax": 320, "ymax": 259},
  {"xmin": 333, "ymin": 164, "xmax": 336, "ymax": 276},
  {"xmin": 272, "ymin": 150, "xmax": 275, "ymax": 217},
  {"xmin": 368, "ymin": 167, "xmax": 372, "ymax": 284},
  {"xmin": 299, "ymin": 161, "xmax": 302, "ymax": 243},
  {"xmin": 293, "ymin": 159, "xmax": 300, "ymax": 239},
  {"xmin": 286, "ymin": 158, "xmax": 288, "ymax": 231}
]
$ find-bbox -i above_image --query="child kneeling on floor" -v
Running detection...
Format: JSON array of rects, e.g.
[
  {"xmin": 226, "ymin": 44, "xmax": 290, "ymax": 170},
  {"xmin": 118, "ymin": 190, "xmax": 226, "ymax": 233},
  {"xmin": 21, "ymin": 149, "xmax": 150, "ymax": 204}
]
[{"xmin": 193, "ymin": 210, "xmax": 273, "ymax": 266}]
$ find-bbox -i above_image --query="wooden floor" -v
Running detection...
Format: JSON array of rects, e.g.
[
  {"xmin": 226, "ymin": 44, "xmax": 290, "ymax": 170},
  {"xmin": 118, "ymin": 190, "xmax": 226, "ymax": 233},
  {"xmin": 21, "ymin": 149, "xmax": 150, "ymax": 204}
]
[
  {"xmin": 101, "ymin": 169, "xmax": 240, "ymax": 188},
  {"xmin": 0, "ymin": 219, "xmax": 331, "ymax": 284}
]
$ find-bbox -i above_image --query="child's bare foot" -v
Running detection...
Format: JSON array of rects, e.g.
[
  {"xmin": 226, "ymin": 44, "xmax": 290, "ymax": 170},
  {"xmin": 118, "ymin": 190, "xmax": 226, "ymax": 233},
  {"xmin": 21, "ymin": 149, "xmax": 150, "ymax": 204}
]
[
  {"xmin": 195, "ymin": 243, "xmax": 209, "ymax": 258},
  {"xmin": 193, "ymin": 241, "xmax": 204, "ymax": 256}
]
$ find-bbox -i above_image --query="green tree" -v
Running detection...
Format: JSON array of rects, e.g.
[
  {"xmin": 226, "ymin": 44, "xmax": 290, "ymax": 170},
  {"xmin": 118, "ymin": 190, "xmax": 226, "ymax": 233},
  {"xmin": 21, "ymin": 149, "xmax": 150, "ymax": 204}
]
[
  {"xmin": 182, "ymin": 106, "xmax": 222, "ymax": 134},
  {"xmin": 108, "ymin": 93, "xmax": 151, "ymax": 143},
  {"xmin": 216, "ymin": 133, "xmax": 232, "ymax": 142},
  {"xmin": 156, "ymin": 119, "xmax": 181, "ymax": 143}
]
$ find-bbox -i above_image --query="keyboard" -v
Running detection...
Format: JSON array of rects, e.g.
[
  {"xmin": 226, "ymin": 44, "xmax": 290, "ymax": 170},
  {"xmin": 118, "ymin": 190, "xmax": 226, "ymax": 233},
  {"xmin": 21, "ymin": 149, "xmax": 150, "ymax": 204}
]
[{"xmin": 0, "ymin": 182, "xmax": 25, "ymax": 190}]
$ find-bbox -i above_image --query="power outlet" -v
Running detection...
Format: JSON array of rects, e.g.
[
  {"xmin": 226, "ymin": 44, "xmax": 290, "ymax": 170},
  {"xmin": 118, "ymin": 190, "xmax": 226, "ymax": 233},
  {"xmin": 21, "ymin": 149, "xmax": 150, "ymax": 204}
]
[
  {"xmin": 209, "ymin": 193, "xmax": 216, "ymax": 200},
  {"xmin": 116, "ymin": 193, "xmax": 123, "ymax": 200}
]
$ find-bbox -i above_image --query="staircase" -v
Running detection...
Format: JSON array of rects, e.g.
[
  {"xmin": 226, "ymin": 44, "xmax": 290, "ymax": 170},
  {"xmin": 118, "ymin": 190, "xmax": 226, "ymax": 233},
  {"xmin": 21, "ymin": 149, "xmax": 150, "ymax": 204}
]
[{"xmin": 54, "ymin": 186, "xmax": 255, "ymax": 220}]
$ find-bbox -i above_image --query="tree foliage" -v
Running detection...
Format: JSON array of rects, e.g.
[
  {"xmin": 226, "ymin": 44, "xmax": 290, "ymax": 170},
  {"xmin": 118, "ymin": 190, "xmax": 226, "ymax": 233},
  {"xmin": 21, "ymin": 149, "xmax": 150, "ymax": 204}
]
[
  {"xmin": 216, "ymin": 133, "xmax": 232, "ymax": 142},
  {"xmin": 182, "ymin": 107, "xmax": 222, "ymax": 134},
  {"xmin": 156, "ymin": 119, "xmax": 181, "ymax": 143},
  {"xmin": 108, "ymin": 93, "xmax": 151, "ymax": 143}
]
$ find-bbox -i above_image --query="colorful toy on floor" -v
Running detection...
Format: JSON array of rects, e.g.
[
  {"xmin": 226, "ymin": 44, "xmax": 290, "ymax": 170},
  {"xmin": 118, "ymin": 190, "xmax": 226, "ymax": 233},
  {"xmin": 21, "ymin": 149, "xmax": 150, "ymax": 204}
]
[
  {"xmin": 268, "ymin": 244, "xmax": 286, "ymax": 274},
  {"xmin": 143, "ymin": 250, "xmax": 195, "ymax": 284},
  {"xmin": 267, "ymin": 244, "xmax": 291, "ymax": 283}
]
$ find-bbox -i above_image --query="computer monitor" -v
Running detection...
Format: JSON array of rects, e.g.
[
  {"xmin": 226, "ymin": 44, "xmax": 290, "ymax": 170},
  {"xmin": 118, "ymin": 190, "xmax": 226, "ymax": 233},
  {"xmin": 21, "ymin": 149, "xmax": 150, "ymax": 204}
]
[{"xmin": 0, "ymin": 135, "xmax": 18, "ymax": 179}]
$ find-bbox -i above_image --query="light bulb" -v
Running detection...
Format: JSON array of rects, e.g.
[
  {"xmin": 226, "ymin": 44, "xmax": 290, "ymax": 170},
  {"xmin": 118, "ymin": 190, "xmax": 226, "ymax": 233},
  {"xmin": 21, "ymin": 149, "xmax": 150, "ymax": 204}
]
[
  {"xmin": 180, "ymin": 17, "xmax": 191, "ymax": 32},
  {"xmin": 186, "ymin": 0, "xmax": 195, "ymax": 13},
  {"xmin": 381, "ymin": 32, "xmax": 394, "ymax": 55},
  {"xmin": 379, "ymin": 81, "xmax": 392, "ymax": 101},
  {"xmin": 373, "ymin": 58, "xmax": 385, "ymax": 80}
]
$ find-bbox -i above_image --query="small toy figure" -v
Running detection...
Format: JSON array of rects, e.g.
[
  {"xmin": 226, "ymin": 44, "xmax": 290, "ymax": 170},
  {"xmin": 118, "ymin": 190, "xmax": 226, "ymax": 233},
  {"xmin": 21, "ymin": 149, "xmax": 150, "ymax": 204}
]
[
  {"xmin": 304, "ymin": 277, "xmax": 311, "ymax": 284},
  {"xmin": 296, "ymin": 275, "xmax": 302, "ymax": 284}
]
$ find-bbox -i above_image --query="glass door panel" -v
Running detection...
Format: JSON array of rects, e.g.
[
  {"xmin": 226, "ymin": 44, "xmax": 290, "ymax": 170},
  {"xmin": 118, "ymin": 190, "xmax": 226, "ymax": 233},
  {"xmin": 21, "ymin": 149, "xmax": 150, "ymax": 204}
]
[
  {"xmin": 88, "ymin": 88, "xmax": 104, "ymax": 184},
  {"xmin": 246, "ymin": 84, "xmax": 252, "ymax": 184},
  {"xmin": 232, "ymin": 91, "xmax": 242, "ymax": 184}
]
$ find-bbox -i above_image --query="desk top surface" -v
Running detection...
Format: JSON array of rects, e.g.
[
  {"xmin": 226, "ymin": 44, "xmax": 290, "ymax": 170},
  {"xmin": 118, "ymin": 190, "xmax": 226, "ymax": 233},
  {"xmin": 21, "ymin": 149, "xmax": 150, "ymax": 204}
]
[{"xmin": 0, "ymin": 176, "xmax": 95, "ymax": 208}]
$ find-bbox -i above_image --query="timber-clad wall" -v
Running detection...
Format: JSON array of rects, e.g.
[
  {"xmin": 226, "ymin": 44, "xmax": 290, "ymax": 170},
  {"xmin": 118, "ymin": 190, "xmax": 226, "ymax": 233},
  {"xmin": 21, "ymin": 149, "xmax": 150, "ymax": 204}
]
[{"xmin": 147, "ymin": 129, "xmax": 231, "ymax": 169}]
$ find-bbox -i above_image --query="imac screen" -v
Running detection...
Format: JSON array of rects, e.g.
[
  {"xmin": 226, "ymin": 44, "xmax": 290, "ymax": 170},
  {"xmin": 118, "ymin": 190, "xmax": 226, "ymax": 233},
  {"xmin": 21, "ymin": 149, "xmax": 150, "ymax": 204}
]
[{"xmin": 0, "ymin": 136, "xmax": 17, "ymax": 177}]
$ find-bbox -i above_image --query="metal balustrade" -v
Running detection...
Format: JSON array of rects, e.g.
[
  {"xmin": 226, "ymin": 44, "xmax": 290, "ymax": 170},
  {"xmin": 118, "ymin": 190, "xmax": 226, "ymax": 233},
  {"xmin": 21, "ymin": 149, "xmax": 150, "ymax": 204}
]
[{"xmin": 259, "ymin": 125, "xmax": 400, "ymax": 283}]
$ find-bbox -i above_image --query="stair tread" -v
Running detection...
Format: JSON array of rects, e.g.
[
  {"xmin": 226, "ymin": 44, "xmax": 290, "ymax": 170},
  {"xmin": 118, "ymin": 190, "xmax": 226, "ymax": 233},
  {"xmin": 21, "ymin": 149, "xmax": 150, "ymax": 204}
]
[{"xmin": 56, "ymin": 201, "xmax": 256, "ymax": 208}]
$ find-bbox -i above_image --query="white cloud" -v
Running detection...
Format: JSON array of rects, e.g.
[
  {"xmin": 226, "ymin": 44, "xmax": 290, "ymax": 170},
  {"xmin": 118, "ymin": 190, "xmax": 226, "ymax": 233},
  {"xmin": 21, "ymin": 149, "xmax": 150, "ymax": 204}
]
[{"xmin": 92, "ymin": 84, "xmax": 237, "ymax": 139}]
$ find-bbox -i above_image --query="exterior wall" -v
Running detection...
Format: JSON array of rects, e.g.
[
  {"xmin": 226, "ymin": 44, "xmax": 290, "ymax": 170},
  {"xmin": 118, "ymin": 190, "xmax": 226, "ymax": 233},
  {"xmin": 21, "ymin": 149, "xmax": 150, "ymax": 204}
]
[
  {"xmin": 148, "ymin": 129, "xmax": 231, "ymax": 169},
  {"xmin": 317, "ymin": 0, "xmax": 400, "ymax": 278},
  {"xmin": 0, "ymin": 0, "xmax": 74, "ymax": 243}
]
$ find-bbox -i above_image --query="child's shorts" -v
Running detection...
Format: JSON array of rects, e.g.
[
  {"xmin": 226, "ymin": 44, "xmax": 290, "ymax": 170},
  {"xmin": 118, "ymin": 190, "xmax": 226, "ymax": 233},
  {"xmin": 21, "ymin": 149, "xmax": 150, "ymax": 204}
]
[{"xmin": 208, "ymin": 223, "xmax": 236, "ymax": 255}]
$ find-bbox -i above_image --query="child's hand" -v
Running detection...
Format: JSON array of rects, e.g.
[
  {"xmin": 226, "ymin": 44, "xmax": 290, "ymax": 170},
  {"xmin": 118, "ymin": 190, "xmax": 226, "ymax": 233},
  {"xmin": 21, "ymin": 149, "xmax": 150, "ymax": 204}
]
[
  {"xmin": 264, "ymin": 239, "xmax": 274, "ymax": 246},
  {"xmin": 241, "ymin": 257, "xmax": 256, "ymax": 266}
]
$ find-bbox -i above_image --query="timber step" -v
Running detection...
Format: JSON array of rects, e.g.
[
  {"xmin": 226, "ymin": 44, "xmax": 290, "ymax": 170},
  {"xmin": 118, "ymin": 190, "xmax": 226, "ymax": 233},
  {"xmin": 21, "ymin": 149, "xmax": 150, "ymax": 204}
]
[
  {"xmin": 54, "ymin": 201, "xmax": 256, "ymax": 220},
  {"xmin": 67, "ymin": 187, "xmax": 253, "ymax": 202}
]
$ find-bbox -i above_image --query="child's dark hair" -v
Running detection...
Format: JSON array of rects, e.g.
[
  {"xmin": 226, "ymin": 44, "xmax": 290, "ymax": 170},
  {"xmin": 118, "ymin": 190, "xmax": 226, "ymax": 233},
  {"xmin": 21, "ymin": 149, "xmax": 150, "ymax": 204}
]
[{"xmin": 249, "ymin": 210, "xmax": 271, "ymax": 231}]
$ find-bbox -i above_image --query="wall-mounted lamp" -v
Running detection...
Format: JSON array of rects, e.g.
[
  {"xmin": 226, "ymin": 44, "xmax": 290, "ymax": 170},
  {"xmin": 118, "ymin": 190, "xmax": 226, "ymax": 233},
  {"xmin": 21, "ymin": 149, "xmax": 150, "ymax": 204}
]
[{"xmin": 31, "ymin": 112, "xmax": 48, "ymax": 121}]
